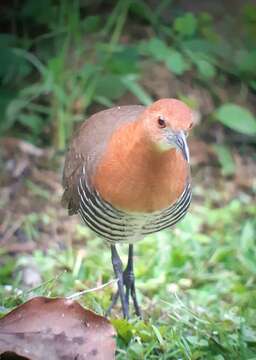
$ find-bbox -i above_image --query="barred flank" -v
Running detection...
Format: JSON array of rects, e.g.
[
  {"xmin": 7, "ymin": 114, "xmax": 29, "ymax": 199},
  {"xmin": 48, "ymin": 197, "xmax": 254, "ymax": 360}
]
[{"xmin": 78, "ymin": 170, "xmax": 191, "ymax": 243}]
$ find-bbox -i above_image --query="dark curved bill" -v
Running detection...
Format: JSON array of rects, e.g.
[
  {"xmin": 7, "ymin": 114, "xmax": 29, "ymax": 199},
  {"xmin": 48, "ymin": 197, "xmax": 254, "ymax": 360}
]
[{"xmin": 175, "ymin": 132, "xmax": 190, "ymax": 162}]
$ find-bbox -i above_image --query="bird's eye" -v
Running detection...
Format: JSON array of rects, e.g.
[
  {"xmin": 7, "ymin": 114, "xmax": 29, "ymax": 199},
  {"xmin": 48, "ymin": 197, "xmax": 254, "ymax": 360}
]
[{"xmin": 157, "ymin": 116, "xmax": 166, "ymax": 128}]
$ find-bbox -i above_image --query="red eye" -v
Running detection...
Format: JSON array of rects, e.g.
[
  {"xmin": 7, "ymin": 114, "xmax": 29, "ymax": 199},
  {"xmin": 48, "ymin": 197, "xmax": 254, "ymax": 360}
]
[{"xmin": 158, "ymin": 116, "xmax": 166, "ymax": 128}]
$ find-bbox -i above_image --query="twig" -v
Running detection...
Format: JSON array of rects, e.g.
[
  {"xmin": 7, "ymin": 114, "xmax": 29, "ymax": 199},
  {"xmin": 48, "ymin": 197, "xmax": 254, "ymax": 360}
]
[{"xmin": 67, "ymin": 279, "xmax": 117, "ymax": 300}]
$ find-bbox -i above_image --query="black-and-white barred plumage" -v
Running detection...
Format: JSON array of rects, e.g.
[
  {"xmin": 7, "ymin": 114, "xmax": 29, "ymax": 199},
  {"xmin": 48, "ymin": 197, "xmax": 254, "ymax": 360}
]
[{"xmin": 78, "ymin": 166, "xmax": 191, "ymax": 244}]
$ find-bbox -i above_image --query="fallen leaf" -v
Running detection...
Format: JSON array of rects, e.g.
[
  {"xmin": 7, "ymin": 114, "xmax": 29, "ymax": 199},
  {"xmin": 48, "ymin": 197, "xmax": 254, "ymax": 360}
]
[{"xmin": 0, "ymin": 297, "xmax": 116, "ymax": 360}]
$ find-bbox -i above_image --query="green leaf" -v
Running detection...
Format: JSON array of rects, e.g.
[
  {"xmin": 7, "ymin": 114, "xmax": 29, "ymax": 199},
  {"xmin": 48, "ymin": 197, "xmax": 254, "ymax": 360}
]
[
  {"xmin": 151, "ymin": 324, "xmax": 164, "ymax": 346},
  {"xmin": 81, "ymin": 16, "xmax": 101, "ymax": 33},
  {"xmin": 105, "ymin": 47, "xmax": 139, "ymax": 74},
  {"xmin": 140, "ymin": 38, "xmax": 169, "ymax": 61},
  {"xmin": 212, "ymin": 145, "xmax": 235, "ymax": 176},
  {"xmin": 0, "ymin": 90, "xmax": 17, "ymax": 133},
  {"xmin": 243, "ymin": 3, "xmax": 256, "ymax": 23},
  {"xmin": 18, "ymin": 114, "xmax": 45, "ymax": 135},
  {"xmin": 0, "ymin": 34, "xmax": 16, "ymax": 47},
  {"xmin": 240, "ymin": 221, "xmax": 255, "ymax": 252},
  {"xmin": 234, "ymin": 49, "xmax": 256, "ymax": 76},
  {"xmin": 141, "ymin": 39, "xmax": 190, "ymax": 75},
  {"xmin": 94, "ymin": 95, "xmax": 114, "ymax": 107},
  {"xmin": 174, "ymin": 13, "xmax": 198, "ymax": 37},
  {"xmin": 111, "ymin": 319, "xmax": 133, "ymax": 344},
  {"xmin": 195, "ymin": 59, "xmax": 216, "ymax": 79},
  {"xmin": 214, "ymin": 103, "xmax": 256, "ymax": 135},
  {"xmin": 96, "ymin": 74, "xmax": 126, "ymax": 100},
  {"xmin": 165, "ymin": 49, "xmax": 190, "ymax": 75},
  {"xmin": 121, "ymin": 75, "xmax": 152, "ymax": 105},
  {"xmin": 21, "ymin": 0, "xmax": 55, "ymax": 25},
  {"xmin": 0, "ymin": 48, "xmax": 32, "ymax": 81},
  {"xmin": 183, "ymin": 39, "xmax": 216, "ymax": 54},
  {"xmin": 250, "ymin": 80, "xmax": 256, "ymax": 91}
]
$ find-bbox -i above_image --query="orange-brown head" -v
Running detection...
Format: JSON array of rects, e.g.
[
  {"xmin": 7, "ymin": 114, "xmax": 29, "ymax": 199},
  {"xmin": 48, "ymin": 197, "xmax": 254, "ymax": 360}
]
[{"xmin": 138, "ymin": 98, "xmax": 193, "ymax": 160}]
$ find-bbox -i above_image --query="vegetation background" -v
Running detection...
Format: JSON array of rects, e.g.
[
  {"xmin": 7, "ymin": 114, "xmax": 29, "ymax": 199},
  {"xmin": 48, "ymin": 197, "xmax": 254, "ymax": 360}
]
[{"xmin": 0, "ymin": 0, "xmax": 256, "ymax": 359}]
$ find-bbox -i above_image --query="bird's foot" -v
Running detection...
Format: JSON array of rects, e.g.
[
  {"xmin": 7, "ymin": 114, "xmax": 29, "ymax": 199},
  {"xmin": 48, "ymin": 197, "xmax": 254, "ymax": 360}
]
[
  {"xmin": 123, "ymin": 267, "xmax": 141, "ymax": 318},
  {"xmin": 106, "ymin": 267, "xmax": 141, "ymax": 319},
  {"xmin": 107, "ymin": 245, "xmax": 141, "ymax": 319}
]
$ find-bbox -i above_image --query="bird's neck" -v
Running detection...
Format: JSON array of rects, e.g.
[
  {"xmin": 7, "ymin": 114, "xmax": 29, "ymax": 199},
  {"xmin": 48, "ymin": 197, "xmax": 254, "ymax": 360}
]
[{"xmin": 93, "ymin": 120, "xmax": 189, "ymax": 213}]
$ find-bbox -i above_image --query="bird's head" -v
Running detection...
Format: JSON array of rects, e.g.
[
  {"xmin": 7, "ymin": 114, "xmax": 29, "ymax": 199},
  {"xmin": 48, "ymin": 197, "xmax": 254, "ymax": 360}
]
[{"xmin": 140, "ymin": 98, "xmax": 193, "ymax": 161}]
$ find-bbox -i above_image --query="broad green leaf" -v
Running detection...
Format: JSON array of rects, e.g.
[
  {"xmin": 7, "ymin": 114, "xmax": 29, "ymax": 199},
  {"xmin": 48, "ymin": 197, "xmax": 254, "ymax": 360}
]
[
  {"xmin": 243, "ymin": 3, "xmax": 256, "ymax": 23},
  {"xmin": 0, "ymin": 48, "xmax": 32, "ymax": 81},
  {"xmin": 240, "ymin": 221, "xmax": 255, "ymax": 252},
  {"xmin": 94, "ymin": 95, "xmax": 114, "ymax": 107},
  {"xmin": 81, "ymin": 16, "xmax": 101, "ymax": 33},
  {"xmin": 80, "ymin": 63, "xmax": 99, "ymax": 81},
  {"xmin": 234, "ymin": 49, "xmax": 256, "ymax": 76},
  {"xmin": 21, "ymin": 0, "xmax": 56, "ymax": 25},
  {"xmin": 121, "ymin": 75, "xmax": 152, "ymax": 105},
  {"xmin": 141, "ymin": 39, "xmax": 190, "ymax": 75},
  {"xmin": 6, "ymin": 99, "xmax": 29, "ymax": 124},
  {"xmin": 183, "ymin": 39, "xmax": 216, "ymax": 54},
  {"xmin": 250, "ymin": 80, "xmax": 256, "ymax": 90},
  {"xmin": 165, "ymin": 50, "xmax": 190, "ymax": 75},
  {"xmin": 140, "ymin": 38, "xmax": 169, "ymax": 61},
  {"xmin": 105, "ymin": 47, "xmax": 139, "ymax": 74},
  {"xmin": 174, "ymin": 13, "xmax": 198, "ymax": 37},
  {"xmin": 214, "ymin": 103, "xmax": 256, "ymax": 135},
  {"xmin": 18, "ymin": 114, "xmax": 45, "ymax": 134},
  {"xmin": 196, "ymin": 59, "xmax": 216, "ymax": 79},
  {"xmin": 212, "ymin": 144, "xmax": 235, "ymax": 176},
  {"xmin": 111, "ymin": 319, "xmax": 133, "ymax": 344},
  {"xmin": 0, "ymin": 34, "xmax": 16, "ymax": 47},
  {"xmin": 0, "ymin": 90, "xmax": 17, "ymax": 132},
  {"xmin": 96, "ymin": 74, "xmax": 126, "ymax": 100}
]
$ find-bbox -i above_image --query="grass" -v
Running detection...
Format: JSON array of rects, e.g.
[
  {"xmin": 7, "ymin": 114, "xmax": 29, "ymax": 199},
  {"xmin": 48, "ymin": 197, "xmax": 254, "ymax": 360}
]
[{"xmin": 1, "ymin": 182, "xmax": 255, "ymax": 359}]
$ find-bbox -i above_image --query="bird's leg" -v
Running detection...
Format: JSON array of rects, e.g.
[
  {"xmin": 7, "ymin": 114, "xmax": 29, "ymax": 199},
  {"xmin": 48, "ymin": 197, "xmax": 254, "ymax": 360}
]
[
  {"xmin": 105, "ymin": 289, "xmax": 119, "ymax": 317},
  {"xmin": 123, "ymin": 245, "xmax": 141, "ymax": 317},
  {"xmin": 110, "ymin": 245, "xmax": 129, "ymax": 319},
  {"xmin": 106, "ymin": 245, "xmax": 141, "ymax": 318}
]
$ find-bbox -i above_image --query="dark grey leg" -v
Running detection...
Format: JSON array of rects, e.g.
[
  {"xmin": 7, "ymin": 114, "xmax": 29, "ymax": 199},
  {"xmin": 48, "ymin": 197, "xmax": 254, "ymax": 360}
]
[
  {"xmin": 106, "ymin": 245, "xmax": 141, "ymax": 318},
  {"xmin": 105, "ymin": 289, "xmax": 119, "ymax": 317},
  {"xmin": 110, "ymin": 245, "xmax": 128, "ymax": 318},
  {"xmin": 123, "ymin": 245, "xmax": 141, "ymax": 317},
  {"xmin": 131, "ymin": 281, "xmax": 141, "ymax": 317}
]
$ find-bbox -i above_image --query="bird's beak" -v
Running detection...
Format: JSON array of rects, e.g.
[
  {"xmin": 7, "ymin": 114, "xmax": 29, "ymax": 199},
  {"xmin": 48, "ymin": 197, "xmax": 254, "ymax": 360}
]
[
  {"xmin": 167, "ymin": 131, "xmax": 190, "ymax": 162},
  {"xmin": 174, "ymin": 131, "xmax": 190, "ymax": 162}
]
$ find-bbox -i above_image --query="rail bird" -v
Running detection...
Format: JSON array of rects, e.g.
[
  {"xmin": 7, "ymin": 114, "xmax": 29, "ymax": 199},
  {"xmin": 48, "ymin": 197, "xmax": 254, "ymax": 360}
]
[{"xmin": 62, "ymin": 98, "xmax": 193, "ymax": 318}]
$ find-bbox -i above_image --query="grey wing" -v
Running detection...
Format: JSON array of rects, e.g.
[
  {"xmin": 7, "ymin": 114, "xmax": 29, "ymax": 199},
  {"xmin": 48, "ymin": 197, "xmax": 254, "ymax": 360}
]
[
  {"xmin": 62, "ymin": 105, "xmax": 145, "ymax": 215},
  {"xmin": 62, "ymin": 145, "xmax": 85, "ymax": 214}
]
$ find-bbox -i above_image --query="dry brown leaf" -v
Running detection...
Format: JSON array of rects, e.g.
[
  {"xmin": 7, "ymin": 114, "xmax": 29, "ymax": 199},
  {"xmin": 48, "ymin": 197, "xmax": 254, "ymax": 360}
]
[{"xmin": 0, "ymin": 297, "xmax": 116, "ymax": 360}]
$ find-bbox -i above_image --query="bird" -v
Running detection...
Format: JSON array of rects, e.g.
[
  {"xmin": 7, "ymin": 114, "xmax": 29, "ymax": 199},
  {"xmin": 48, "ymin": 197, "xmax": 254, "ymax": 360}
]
[{"xmin": 62, "ymin": 98, "xmax": 193, "ymax": 319}]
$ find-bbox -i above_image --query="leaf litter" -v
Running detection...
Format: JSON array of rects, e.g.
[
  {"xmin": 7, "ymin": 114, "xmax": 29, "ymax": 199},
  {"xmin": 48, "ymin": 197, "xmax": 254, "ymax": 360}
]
[{"xmin": 0, "ymin": 296, "xmax": 116, "ymax": 360}]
